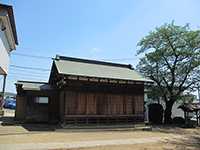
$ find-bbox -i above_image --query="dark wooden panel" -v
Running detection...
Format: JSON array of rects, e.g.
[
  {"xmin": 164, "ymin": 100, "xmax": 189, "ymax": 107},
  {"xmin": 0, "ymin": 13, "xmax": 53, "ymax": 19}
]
[
  {"xmin": 26, "ymin": 96, "xmax": 48, "ymax": 122},
  {"xmin": 65, "ymin": 91, "xmax": 77, "ymax": 115},
  {"xmin": 59, "ymin": 91, "xmax": 65, "ymax": 119},
  {"xmin": 86, "ymin": 93, "xmax": 96, "ymax": 115},
  {"xmin": 64, "ymin": 91, "xmax": 144, "ymax": 117},
  {"xmin": 134, "ymin": 95, "xmax": 144, "ymax": 114},
  {"xmin": 77, "ymin": 92, "xmax": 86, "ymax": 115},
  {"xmin": 15, "ymin": 95, "xmax": 26, "ymax": 120}
]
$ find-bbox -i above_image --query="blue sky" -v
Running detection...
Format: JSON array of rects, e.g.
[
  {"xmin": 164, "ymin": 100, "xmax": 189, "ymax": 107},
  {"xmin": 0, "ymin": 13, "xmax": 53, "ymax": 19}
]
[{"xmin": 1, "ymin": 0, "xmax": 200, "ymax": 93}]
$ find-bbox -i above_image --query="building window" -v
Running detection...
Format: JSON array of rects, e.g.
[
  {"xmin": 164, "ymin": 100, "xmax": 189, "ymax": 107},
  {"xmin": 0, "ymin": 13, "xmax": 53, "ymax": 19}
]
[{"xmin": 35, "ymin": 97, "xmax": 49, "ymax": 104}]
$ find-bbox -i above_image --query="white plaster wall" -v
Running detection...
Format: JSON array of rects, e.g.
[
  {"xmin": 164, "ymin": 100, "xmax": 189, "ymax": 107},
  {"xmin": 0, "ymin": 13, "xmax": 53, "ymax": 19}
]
[
  {"xmin": 0, "ymin": 22, "xmax": 10, "ymax": 75},
  {"xmin": 171, "ymin": 102, "xmax": 184, "ymax": 118}
]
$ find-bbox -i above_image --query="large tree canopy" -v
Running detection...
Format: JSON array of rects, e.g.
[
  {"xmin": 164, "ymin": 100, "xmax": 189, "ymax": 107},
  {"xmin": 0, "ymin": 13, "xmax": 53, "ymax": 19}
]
[{"xmin": 137, "ymin": 23, "xmax": 200, "ymax": 123}]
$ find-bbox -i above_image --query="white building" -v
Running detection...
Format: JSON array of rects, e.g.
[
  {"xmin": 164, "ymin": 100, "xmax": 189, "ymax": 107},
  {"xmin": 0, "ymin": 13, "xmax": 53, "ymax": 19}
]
[{"xmin": 0, "ymin": 4, "xmax": 18, "ymax": 94}]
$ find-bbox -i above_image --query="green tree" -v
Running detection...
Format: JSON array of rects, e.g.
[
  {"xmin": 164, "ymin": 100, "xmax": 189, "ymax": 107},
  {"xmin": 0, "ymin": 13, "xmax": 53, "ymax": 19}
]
[{"xmin": 137, "ymin": 22, "xmax": 200, "ymax": 123}]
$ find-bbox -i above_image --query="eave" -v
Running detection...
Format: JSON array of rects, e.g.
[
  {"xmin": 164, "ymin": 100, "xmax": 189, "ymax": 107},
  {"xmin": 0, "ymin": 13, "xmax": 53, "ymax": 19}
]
[
  {"xmin": 0, "ymin": 12, "xmax": 16, "ymax": 51},
  {"xmin": 0, "ymin": 4, "xmax": 18, "ymax": 45}
]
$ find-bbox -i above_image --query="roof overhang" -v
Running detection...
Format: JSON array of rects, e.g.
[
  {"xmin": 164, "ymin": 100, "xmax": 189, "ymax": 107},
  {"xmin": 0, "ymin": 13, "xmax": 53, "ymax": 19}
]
[
  {"xmin": 55, "ymin": 74, "xmax": 147, "ymax": 88},
  {"xmin": 15, "ymin": 81, "xmax": 52, "ymax": 91}
]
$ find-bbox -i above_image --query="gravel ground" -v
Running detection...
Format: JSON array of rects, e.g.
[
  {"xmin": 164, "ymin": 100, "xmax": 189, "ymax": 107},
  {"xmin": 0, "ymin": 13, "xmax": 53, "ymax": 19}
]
[
  {"xmin": 0, "ymin": 135, "xmax": 182, "ymax": 150},
  {"xmin": 0, "ymin": 109, "xmax": 200, "ymax": 150},
  {"xmin": 0, "ymin": 127, "xmax": 197, "ymax": 150}
]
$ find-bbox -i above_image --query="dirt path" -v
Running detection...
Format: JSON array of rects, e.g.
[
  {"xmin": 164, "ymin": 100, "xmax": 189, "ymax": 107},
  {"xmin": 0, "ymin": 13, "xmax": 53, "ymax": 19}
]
[
  {"xmin": 1, "ymin": 111, "xmax": 199, "ymax": 150},
  {"xmin": 0, "ymin": 135, "xmax": 182, "ymax": 150}
]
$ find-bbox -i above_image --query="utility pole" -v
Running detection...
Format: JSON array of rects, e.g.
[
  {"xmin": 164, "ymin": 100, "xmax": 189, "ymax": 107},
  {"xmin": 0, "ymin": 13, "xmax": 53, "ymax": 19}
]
[
  {"xmin": 0, "ymin": 75, "xmax": 6, "ymax": 116},
  {"xmin": 2, "ymin": 74, "xmax": 7, "ymax": 97},
  {"xmin": 2, "ymin": 75, "xmax": 6, "ymax": 97}
]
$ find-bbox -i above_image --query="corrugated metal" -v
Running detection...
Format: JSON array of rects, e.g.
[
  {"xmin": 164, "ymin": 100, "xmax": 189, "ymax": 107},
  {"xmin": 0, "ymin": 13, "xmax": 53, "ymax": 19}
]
[{"xmin": 54, "ymin": 59, "xmax": 152, "ymax": 82}]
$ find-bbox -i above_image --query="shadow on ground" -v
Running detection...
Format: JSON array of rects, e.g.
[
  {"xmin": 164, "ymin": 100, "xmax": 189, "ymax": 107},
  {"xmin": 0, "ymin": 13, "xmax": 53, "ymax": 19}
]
[
  {"xmin": 151, "ymin": 125, "xmax": 200, "ymax": 135},
  {"xmin": 0, "ymin": 116, "xmax": 59, "ymax": 132},
  {"xmin": 150, "ymin": 125, "xmax": 200, "ymax": 150},
  {"xmin": 0, "ymin": 116, "xmax": 15, "ymax": 126},
  {"xmin": 21, "ymin": 123, "xmax": 58, "ymax": 131},
  {"xmin": 163, "ymin": 135, "xmax": 200, "ymax": 150}
]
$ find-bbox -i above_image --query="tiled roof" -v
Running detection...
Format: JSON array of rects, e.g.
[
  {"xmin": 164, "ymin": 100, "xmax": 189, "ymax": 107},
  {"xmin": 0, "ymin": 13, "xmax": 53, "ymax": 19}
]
[{"xmin": 53, "ymin": 55, "xmax": 153, "ymax": 82}]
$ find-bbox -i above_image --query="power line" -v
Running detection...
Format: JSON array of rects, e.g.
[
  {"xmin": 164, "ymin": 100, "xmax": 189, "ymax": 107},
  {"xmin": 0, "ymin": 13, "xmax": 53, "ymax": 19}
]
[
  {"xmin": 100, "ymin": 58, "xmax": 134, "ymax": 61},
  {"xmin": 12, "ymin": 52, "xmax": 136, "ymax": 61},
  {"xmin": 8, "ymin": 76, "xmax": 47, "ymax": 80},
  {"xmin": 10, "ymin": 67, "xmax": 50, "ymax": 74},
  {"xmin": 9, "ymin": 72, "xmax": 49, "ymax": 78},
  {"xmin": 10, "ymin": 65, "xmax": 50, "ymax": 71},
  {"xmin": 8, "ymin": 72, "xmax": 48, "ymax": 78},
  {"xmin": 9, "ymin": 68, "xmax": 48, "ymax": 75},
  {"xmin": 10, "ymin": 53, "xmax": 135, "ymax": 71},
  {"xmin": 8, "ymin": 75, "xmax": 48, "ymax": 81},
  {"xmin": 12, "ymin": 52, "xmax": 52, "ymax": 60},
  {"xmin": 10, "ymin": 68, "xmax": 50, "ymax": 74},
  {"xmin": 9, "ymin": 70, "xmax": 49, "ymax": 76}
]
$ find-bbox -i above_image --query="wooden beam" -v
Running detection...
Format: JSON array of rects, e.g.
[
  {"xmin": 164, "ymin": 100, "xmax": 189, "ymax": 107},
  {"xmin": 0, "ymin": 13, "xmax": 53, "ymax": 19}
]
[
  {"xmin": 68, "ymin": 76, "xmax": 78, "ymax": 80},
  {"xmin": 99, "ymin": 79, "xmax": 108, "ymax": 83},
  {"xmin": 109, "ymin": 79, "xmax": 117, "ymax": 84},
  {"xmin": 64, "ymin": 114, "xmax": 144, "ymax": 117},
  {"xmin": 78, "ymin": 76, "xmax": 88, "ymax": 81},
  {"xmin": 89, "ymin": 78, "xmax": 99, "ymax": 82},
  {"xmin": 118, "ymin": 80, "xmax": 126, "ymax": 84},
  {"xmin": 127, "ymin": 81, "xmax": 134, "ymax": 84}
]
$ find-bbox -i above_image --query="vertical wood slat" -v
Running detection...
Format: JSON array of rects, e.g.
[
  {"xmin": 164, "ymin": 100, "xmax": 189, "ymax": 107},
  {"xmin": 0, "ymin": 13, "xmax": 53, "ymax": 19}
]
[
  {"xmin": 16, "ymin": 95, "xmax": 26, "ymax": 120},
  {"xmin": 86, "ymin": 93, "xmax": 96, "ymax": 115},
  {"xmin": 134, "ymin": 95, "xmax": 144, "ymax": 114},
  {"xmin": 64, "ymin": 91, "xmax": 144, "ymax": 117},
  {"xmin": 125, "ymin": 96, "xmax": 133, "ymax": 115},
  {"xmin": 77, "ymin": 93, "xmax": 86, "ymax": 115},
  {"xmin": 59, "ymin": 91, "xmax": 64, "ymax": 119}
]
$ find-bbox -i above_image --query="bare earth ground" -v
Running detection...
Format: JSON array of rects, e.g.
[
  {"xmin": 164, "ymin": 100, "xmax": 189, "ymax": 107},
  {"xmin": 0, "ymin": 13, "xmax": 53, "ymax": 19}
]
[{"xmin": 0, "ymin": 109, "xmax": 200, "ymax": 150}]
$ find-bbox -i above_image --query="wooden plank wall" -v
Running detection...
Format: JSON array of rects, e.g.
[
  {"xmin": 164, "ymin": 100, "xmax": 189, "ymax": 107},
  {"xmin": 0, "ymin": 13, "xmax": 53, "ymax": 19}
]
[
  {"xmin": 62, "ymin": 91, "xmax": 143, "ymax": 116},
  {"xmin": 15, "ymin": 95, "xmax": 26, "ymax": 120},
  {"xmin": 25, "ymin": 96, "xmax": 49, "ymax": 122}
]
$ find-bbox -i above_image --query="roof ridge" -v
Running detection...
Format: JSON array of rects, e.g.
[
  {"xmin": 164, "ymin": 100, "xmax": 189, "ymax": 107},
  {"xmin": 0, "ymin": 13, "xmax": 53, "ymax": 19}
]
[{"xmin": 54, "ymin": 55, "xmax": 133, "ymax": 69}]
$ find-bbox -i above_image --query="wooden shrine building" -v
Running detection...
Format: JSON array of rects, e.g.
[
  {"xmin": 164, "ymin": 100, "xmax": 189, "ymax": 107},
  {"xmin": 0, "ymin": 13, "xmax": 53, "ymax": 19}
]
[{"xmin": 15, "ymin": 55, "xmax": 152, "ymax": 124}]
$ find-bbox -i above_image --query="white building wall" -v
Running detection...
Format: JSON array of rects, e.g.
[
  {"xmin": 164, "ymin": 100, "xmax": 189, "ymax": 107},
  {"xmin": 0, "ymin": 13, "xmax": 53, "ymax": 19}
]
[
  {"xmin": 0, "ymin": 20, "xmax": 10, "ymax": 75},
  {"xmin": 159, "ymin": 100, "xmax": 184, "ymax": 119},
  {"xmin": 171, "ymin": 102, "xmax": 184, "ymax": 118}
]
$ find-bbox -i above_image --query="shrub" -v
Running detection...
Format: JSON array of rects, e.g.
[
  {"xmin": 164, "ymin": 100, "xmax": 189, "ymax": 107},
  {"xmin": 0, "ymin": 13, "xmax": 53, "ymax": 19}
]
[{"xmin": 172, "ymin": 117, "xmax": 185, "ymax": 125}]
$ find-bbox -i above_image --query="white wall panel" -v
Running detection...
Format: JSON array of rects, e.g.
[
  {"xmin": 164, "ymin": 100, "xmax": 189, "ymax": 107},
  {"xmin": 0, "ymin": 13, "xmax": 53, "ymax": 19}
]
[{"xmin": 0, "ymin": 28, "xmax": 10, "ymax": 75}]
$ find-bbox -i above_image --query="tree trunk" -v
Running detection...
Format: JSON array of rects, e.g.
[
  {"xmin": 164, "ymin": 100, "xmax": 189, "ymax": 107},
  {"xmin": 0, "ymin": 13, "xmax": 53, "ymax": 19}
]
[{"xmin": 164, "ymin": 100, "xmax": 175, "ymax": 124}]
